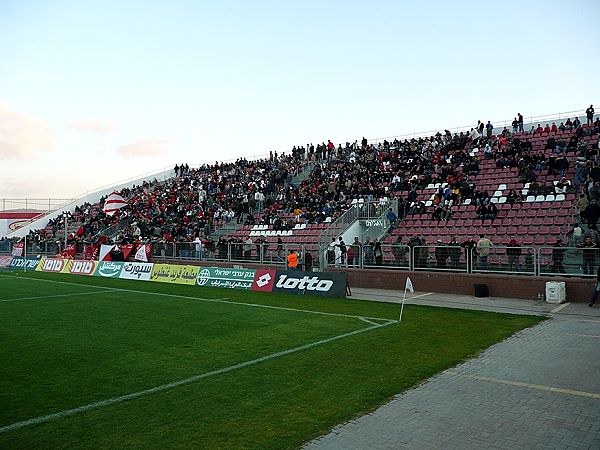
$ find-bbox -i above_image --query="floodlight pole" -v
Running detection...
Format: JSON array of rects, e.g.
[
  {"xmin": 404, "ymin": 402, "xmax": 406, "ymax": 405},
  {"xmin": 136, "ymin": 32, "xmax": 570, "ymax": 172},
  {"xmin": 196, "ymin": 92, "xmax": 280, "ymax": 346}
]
[
  {"xmin": 64, "ymin": 212, "xmax": 68, "ymax": 250},
  {"xmin": 24, "ymin": 235, "xmax": 27, "ymax": 272}
]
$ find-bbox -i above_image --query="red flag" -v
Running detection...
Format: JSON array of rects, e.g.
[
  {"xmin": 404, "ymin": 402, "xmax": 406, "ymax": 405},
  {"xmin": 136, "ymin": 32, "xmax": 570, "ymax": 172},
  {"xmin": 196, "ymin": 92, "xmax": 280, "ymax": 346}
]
[
  {"xmin": 121, "ymin": 244, "xmax": 135, "ymax": 261},
  {"xmin": 61, "ymin": 244, "xmax": 77, "ymax": 259},
  {"xmin": 83, "ymin": 244, "xmax": 99, "ymax": 260}
]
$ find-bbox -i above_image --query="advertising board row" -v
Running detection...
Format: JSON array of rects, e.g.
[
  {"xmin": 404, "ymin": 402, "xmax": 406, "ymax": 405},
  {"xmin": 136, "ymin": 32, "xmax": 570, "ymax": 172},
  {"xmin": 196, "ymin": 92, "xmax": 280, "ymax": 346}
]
[{"xmin": 0, "ymin": 257, "xmax": 347, "ymax": 298}]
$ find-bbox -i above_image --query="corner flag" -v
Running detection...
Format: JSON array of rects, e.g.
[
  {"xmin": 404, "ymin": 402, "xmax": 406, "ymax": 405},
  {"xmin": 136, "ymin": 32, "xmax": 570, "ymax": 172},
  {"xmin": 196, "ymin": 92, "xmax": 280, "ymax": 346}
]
[{"xmin": 405, "ymin": 277, "xmax": 414, "ymax": 294}]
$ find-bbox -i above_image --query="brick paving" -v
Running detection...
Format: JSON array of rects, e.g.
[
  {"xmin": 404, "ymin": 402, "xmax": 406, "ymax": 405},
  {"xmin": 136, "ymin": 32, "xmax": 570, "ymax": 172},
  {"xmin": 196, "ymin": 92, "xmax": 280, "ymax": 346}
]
[{"xmin": 304, "ymin": 292, "xmax": 600, "ymax": 449}]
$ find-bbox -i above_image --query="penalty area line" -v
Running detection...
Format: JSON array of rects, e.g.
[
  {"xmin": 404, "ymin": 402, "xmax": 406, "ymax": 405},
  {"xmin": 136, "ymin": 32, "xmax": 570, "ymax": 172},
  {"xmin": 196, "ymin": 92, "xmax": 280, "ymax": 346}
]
[
  {"xmin": 0, "ymin": 289, "xmax": 120, "ymax": 304},
  {"xmin": 0, "ymin": 320, "xmax": 395, "ymax": 434}
]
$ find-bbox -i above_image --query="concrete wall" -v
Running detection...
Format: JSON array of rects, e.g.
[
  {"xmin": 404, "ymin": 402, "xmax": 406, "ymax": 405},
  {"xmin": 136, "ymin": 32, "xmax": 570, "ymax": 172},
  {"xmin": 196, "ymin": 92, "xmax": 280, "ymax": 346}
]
[{"xmin": 157, "ymin": 257, "xmax": 594, "ymax": 303}]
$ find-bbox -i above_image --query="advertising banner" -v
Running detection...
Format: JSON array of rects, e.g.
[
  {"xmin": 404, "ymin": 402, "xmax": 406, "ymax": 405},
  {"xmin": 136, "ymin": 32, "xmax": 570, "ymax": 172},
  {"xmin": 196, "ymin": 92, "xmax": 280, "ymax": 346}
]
[
  {"xmin": 36, "ymin": 258, "xmax": 72, "ymax": 273},
  {"xmin": 0, "ymin": 256, "xmax": 13, "ymax": 268},
  {"xmin": 150, "ymin": 264, "xmax": 200, "ymax": 285},
  {"xmin": 251, "ymin": 269, "xmax": 276, "ymax": 292},
  {"xmin": 271, "ymin": 270, "xmax": 347, "ymax": 298},
  {"xmin": 196, "ymin": 267, "xmax": 256, "ymax": 290},
  {"xmin": 69, "ymin": 260, "xmax": 98, "ymax": 276},
  {"xmin": 94, "ymin": 261, "xmax": 124, "ymax": 278},
  {"xmin": 8, "ymin": 257, "xmax": 41, "ymax": 270},
  {"xmin": 119, "ymin": 262, "xmax": 154, "ymax": 281}
]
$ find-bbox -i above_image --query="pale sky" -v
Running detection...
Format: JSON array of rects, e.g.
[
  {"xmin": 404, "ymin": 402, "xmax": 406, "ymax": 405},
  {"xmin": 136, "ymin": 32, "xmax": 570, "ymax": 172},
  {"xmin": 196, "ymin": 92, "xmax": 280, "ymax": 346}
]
[{"xmin": 1, "ymin": 0, "xmax": 598, "ymax": 199}]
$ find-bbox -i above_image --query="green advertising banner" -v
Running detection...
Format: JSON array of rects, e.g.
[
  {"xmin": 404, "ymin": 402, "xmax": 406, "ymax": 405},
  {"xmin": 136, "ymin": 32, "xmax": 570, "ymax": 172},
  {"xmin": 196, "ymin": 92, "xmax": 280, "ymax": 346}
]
[
  {"xmin": 196, "ymin": 267, "xmax": 256, "ymax": 290},
  {"xmin": 94, "ymin": 261, "xmax": 124, "ymax": 278}
]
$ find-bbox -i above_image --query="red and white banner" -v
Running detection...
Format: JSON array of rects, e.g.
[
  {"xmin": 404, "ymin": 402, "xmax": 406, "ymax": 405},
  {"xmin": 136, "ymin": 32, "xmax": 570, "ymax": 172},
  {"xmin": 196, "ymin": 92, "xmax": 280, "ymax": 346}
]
[
  {"xmin": 121, "ymin": 244, "xmax": 135, "ymax": 261},
  {"xmin": 99, "ymin": 244, "xmax": 115, "ymax": 261},
  {"xmin": 12, "ymin": 242, "xmax": 24, "ymax": 256},
  {"xmin": 83, "ymin": 244, "xmax": 99, "ymax": 260},
  {"xmin": 103, "ymin": 192, "xmax": 127, "ymax": 215},
  {"xmin": 134, "ymin": 244, "xmax": 152, "ymax": 262},
  {"xmin": 61, "ymin": 244, "xmax": 77, "ymax": 259}
]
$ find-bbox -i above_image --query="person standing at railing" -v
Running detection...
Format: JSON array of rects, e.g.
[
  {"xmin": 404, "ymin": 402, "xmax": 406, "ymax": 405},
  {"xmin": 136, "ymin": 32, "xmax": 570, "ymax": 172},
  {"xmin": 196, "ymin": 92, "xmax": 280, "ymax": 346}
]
[
  {"xmin": 518, "ymin": 113, "xmax": 524, "ymax": 133},
  {"xmin": 577, "ymin": 237, "xmax": 598, "ymax": 275},
  {"xmin": 552, "ymin": 239, "xmax": 567, "ymax": 274},
  {"xmin": 476, "ymin": 234, "xmax": 492, "ymax": 270},
  {"xmin": 435, "ymin": 239, "xmax": 449, "ymax": 269},
  {"xmin": 586, "ymin": 105, "xmax": 595, "ymax": 126},
  {"xmin": 507, "ymin": 236, "xmax": 522, "ymax": 272},
  {"xmin": 448, "ymin": 237, "xmax": 461, "ymax": 269},
  {"xmin": 287, "ymin": 249, "xmax": 298, "ymax": 271}
]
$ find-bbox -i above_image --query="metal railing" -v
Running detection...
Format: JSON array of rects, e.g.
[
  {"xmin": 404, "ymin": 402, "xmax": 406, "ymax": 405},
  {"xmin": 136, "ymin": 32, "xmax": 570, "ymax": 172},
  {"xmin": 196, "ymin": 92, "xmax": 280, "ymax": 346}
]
[
  {"xmin": 1, "ymin": 239, "xmax": 596, "ymax": 279},
  {"xmin": 0, "ymin": 199, "xmax": 76, "ymax": 212},
  {"xmin": 367, "ymin": 109, "xmax": 597, "ymax": 145},
  {"xmin": 318, "ymin": 243, "xmax": 597, "ymax": 278}
]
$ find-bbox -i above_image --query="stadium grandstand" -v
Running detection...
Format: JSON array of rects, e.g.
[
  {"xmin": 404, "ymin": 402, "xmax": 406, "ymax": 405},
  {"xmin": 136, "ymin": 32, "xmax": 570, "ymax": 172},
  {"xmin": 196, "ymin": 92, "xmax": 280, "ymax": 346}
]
[{"xmin": 2, "ymin": 108, "xmax": 599, "ymax": 287}]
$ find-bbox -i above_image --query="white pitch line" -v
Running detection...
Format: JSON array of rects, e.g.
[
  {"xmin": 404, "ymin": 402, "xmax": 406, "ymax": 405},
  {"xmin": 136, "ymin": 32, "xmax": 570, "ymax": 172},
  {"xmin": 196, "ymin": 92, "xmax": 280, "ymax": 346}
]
[
  {"xmin": 550, "ymin": 302, "xmax": 570, "ymax": 313},
  {"xmin": 0, "ymin": 274, "xmax": 395, "ymax": 323},
  {"xmin": 0, "ymin": 289, "xmax": 120, "ymax": 304},
  {"xmin": 358, "ymin": 316, "xmax": 380, "ymax": 326},
  {"xmin": 0, "ymin": 320, "xmax": 395, "ymax": 434},
  {"xmin": 410, "ymin": 292, "xmax": 435, "ymax": 300}
]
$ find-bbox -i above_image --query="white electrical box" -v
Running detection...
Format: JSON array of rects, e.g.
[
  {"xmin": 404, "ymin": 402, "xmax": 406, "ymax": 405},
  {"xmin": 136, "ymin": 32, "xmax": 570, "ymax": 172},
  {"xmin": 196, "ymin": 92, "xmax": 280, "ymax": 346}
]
[{"xmin": 545, "ymin": 281, "xmax": 566, "ymax": 304}]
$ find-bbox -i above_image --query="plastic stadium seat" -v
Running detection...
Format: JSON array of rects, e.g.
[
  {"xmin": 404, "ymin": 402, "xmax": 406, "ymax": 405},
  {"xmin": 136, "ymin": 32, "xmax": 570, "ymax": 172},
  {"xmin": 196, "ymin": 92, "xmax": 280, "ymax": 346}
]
[
  {"xmin": 425, "ymin": 200, "xmax": 433, "ymax": 207},
  {"xmin": 498, "ymin": 184, "xmax": 507, "ymax": 190},
  {"xmin": 523, "ymin": 236, "xmax": 534, "ymax": 245},
  {"xmin": 545, "ymin": 194, "xmax": 555, "ymax": 202},
  {"xmin": 493, "ymin": 190, "xmax": 502, "ymax": 197},
  {"xmin": 555, "ymin": 194, "xmax": 566, "ymax": 201},
  {"xmin": 490, "ymin": 197, "xmax": 498, "ymax": 203},
  {"xmin": 534, "ymin": 236, "xmax": 546, "ymax": 245},
  {"xmin": 535, "ymin": 195, "xmax": 545, "ymax": 202},
  {"xmin": 498, "ymin": 197, "xmax": 507, "ymax": 204},
  {"xmin": 526, "ymin": 195, "xmax": 535, "ymax": 202}
]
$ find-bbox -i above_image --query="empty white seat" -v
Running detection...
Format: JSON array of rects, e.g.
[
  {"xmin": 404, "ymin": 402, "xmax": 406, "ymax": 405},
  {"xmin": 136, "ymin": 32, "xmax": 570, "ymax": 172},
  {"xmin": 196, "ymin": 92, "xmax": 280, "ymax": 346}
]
[
  {"xmin": 351, "ymin": 198, "xmax": 358, "ymax": 205},
  {"xmin": 293, "ymin": 224, "xmax": 301, "ymax": 230},
  {"xmin": 498, "ymin": 196, "xmax": 507, "ymax": 204},
  {"xmin": 463, "ymin": 198, "xmax": 472, "ymax": 205},
  {"xmin": 555, "ymin": 194, "xmax": 566, "ymax": 201},
  {"xmin": 525, "ymin": 195, "xmax": 535, "ymax": 202},
  {"xmin": 535, "ymin": 195, "xmax": 545, "ymax": 202},
  {"xmin": 545, "ymin": 194, "xmax": 555, "ymax": 202},
  {"xmin": 498, "ymin": 184, "xmax": 507, "ymax": 190},
  {"xmin": 324, "ymin": 217, "xmax": 332, "ymax": 223},
  {"xmin": 521, "ymin": 189, "xmax": 529, "ymax": 196},
  {"xmin": 426, "ymin": 183, "xmax": 434, "ymax": 189},
  {"xmin": 524, "ymin": 183, "xmax": 531, "ymax": 189},
  {"xmin": 493, "ymin": 190, "xmax": 502, "ymax": 197},
  {"xmin": 425, "ymin": 200, "xmax": 433, "ymax": 207},
  {"xmin": 490, "ymin": 197, "xmax": 499, "ymax": 203},
  {"xmin": 252, "ymin": 225, "xmax": 259, "ymax": 230},
  {"xmin": 300, "ymin": 223, "xmax": 307, "ymax": 229},
  {"xmin": 249, "ymin": 231, "xmax": 257, "ymax": 236}
]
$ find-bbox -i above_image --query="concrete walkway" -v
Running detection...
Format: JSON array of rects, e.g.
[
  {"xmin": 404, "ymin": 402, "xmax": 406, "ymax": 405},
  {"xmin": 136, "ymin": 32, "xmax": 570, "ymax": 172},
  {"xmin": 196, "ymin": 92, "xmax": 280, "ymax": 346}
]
[{"xmin": 304, "ymin": 290, "xmax": 600, "ymax": 449}]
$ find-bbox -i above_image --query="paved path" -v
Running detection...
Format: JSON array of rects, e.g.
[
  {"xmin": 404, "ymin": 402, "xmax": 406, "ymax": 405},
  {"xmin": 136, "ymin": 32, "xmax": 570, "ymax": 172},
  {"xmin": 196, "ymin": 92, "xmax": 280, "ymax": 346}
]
[{"xmin": 305, "ymin": 291, "xmax": 600, "ymax": 449}]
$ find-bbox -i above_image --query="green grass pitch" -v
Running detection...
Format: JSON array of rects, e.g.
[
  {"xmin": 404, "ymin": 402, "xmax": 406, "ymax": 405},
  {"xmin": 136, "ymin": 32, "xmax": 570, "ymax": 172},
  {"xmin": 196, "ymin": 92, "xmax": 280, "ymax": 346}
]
[{"xmin": 0, "ymin": 270, "xmax": 542, "ymax": 449}]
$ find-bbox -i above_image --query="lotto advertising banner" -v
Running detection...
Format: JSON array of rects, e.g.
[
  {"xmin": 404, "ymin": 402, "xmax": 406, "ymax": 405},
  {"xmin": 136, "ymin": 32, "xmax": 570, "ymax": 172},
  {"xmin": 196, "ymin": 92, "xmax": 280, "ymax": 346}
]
[
  {"xmin": 251, "ymin": 269, "xmax": 276, "ymax": 292},
  {"xmin": 36, "ymin": 258, "xmax": 72, "ymax": 273},
  {"xmin": 271, "ymin": 270, "xmax": 347, "ymax": 298},
  {"xmin": 0, "ymin": 256, "xmax": 14, "ymax": 268},
  {"xmin": 151, "ymin": 264, "xmax": 200, "ymax": 285},
  {"xmin": 9, "ymin": 257, "xmax": 41, "ymax": 270},
  {"xmin": 94, "ymin": 261, "xmax": 124, "ymax": 278},
  {"xmin": 196, "ymin": 267, "xmax": 256, "ymax": 290},
  {"xmin": 119, "ymin": 262, "xmax": 154, "ymax": 281},
  {"xmin": 69, "ymin": 260, "xmax": 98, "ymax": 276}
]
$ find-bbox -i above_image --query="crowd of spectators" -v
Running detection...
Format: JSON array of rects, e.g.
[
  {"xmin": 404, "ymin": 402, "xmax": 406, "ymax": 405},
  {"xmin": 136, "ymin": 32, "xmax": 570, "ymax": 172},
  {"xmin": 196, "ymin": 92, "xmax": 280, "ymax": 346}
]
[{"xmin": 6, "ymin": 108, "xmax": 599, "ymax": 262}]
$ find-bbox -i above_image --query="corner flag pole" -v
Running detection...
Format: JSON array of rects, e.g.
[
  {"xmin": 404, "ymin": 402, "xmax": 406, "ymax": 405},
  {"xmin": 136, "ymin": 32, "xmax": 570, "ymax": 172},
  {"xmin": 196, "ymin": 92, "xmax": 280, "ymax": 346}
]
[{"xmin": 399, "ymin": 277, "xmax": 414, "ymax": 322}]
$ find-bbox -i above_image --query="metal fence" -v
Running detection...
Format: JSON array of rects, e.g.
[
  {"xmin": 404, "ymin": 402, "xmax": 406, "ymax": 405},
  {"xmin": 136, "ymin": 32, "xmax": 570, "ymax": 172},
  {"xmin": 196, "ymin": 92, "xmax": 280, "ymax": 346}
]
[
  {"xmin": 1, "ymin": 239, "xmax": 597, "ymax": 278},
  {"xmin": 319, "ymin": 243, "xmax": 598, "ymax": 278}
]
